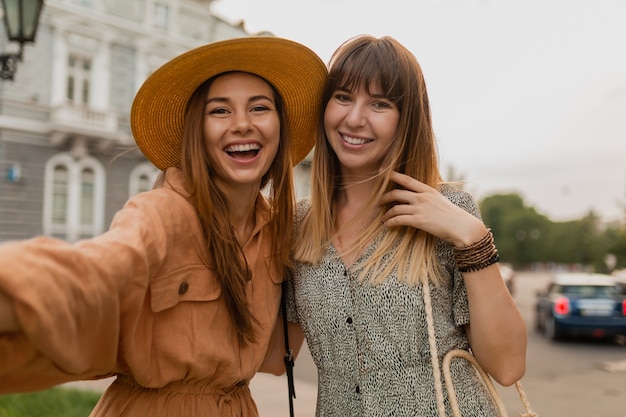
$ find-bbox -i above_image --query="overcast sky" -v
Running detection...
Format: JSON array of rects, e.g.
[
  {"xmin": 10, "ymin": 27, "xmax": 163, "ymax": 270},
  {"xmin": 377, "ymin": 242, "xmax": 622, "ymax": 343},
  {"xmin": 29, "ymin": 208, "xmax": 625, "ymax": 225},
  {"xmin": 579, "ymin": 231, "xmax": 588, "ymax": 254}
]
[{"xmin": 211, "ymin": 0, "xmax": 626, "ymax": 223}]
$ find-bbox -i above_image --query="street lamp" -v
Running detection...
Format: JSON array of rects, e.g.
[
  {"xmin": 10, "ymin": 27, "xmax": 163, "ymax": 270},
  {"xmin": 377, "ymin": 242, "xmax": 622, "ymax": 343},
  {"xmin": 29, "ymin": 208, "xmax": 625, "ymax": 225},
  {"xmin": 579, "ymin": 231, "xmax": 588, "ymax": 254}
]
[{"xmin": 0, "ymin": 0, "xmax": 44, "ymax": 80}]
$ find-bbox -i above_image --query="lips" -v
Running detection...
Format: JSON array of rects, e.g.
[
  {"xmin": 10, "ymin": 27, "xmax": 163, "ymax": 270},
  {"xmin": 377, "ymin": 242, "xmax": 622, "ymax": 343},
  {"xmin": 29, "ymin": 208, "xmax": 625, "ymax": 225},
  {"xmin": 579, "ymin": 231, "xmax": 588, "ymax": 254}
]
[
  {"xmin": 342, "ymin": 134, "xmax": 372, "ymax": 145},
  {"xmin": 225, "ymin": 142, "xmax": 261, "ymax": 159}
]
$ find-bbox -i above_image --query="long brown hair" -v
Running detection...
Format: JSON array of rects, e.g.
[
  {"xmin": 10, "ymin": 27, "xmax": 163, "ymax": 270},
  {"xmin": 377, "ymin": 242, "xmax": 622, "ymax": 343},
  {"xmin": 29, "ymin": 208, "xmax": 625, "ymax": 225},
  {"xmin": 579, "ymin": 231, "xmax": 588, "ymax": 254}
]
[
  {"xmin": 296, "ymin": 35, "xmax": 445, "ymax": 286},
  {"xmin": 180, "ymin": 72, "xmax": 295, "ymax": 343}
]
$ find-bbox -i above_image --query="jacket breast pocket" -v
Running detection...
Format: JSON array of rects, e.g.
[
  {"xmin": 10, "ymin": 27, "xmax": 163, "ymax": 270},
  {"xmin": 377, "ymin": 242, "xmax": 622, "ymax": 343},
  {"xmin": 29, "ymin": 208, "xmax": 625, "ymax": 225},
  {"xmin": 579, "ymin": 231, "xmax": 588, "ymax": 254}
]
[{"xmin": 149, "ymin": 267, "xmax": 221, "ymax": 313}]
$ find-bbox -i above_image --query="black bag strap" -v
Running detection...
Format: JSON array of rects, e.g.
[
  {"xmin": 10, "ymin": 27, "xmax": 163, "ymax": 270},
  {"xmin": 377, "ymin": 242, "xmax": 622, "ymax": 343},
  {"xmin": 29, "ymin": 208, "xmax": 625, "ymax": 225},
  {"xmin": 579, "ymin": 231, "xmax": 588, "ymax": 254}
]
[{"xmin": 281, "ymin": 280, "xmax": 296, "ymax": 417}]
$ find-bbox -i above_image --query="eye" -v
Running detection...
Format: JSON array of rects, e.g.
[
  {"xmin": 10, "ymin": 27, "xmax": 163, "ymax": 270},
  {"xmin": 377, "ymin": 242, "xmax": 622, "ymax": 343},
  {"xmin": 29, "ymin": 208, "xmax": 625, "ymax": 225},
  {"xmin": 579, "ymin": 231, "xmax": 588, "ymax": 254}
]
[
  {"xmin": 209, "ymin": 107, "xmax": 229, "ymax": 115},
  {"xmin": 334, "ymin": 93, "xmax": 351, "ymax": 103},
  {"xmin": 372, "ymin": 99, "xmax": 395, "ymax": 111},
  {"xmin": 373, "ymin": 101, "xmax": 391, "ymax": 109},
  {"xmin": 251, "ymin": 104, "xmax": 271, "ymax": 112},
  {"xmin": 206, "ymin": 103, "xmax": 231, "ymax": 116}
]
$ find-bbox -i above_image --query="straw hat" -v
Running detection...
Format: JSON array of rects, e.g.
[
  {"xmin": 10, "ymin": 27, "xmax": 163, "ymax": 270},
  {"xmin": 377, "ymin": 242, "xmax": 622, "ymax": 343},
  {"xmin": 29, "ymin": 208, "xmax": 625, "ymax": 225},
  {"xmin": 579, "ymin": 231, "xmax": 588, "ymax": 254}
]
[{"xmin": 131, "ymin": 37, "xmax": 327, "ymax": 170}]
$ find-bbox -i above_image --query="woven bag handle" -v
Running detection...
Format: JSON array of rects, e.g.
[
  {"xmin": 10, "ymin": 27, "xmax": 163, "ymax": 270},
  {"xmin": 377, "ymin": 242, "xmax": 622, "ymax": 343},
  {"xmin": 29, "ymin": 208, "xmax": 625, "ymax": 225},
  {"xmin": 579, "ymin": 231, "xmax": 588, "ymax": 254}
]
[
  {"xmin": 442, "ymin": 349, "xmax": 537, "ymax": 417},
  {"xmin": 422, "ymin": 276, "xmax": 538, "ymax": 417}
]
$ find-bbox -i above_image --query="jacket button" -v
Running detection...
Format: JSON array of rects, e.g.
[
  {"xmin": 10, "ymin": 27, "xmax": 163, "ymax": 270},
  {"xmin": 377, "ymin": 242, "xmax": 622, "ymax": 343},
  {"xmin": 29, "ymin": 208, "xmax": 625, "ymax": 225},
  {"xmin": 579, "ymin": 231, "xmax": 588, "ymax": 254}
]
[
  {"xmin": 355, "ymin": 385, "xmax": 360, "ymax": 394},
  {"xmin": 178, "ymin": 281, "xmax": 189, "ymax": 295},
  {"xmin": 346, "ymin": 317, "xmax": 353, "ymax": 324}
]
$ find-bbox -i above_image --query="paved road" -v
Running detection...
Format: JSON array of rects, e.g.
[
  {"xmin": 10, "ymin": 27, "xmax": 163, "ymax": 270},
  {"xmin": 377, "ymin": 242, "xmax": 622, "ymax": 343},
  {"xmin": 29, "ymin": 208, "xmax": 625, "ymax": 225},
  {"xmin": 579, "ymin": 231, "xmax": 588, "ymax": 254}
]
[{"xmin": 496, "ymin": 272, "xmax": 626, "ymax": 417}]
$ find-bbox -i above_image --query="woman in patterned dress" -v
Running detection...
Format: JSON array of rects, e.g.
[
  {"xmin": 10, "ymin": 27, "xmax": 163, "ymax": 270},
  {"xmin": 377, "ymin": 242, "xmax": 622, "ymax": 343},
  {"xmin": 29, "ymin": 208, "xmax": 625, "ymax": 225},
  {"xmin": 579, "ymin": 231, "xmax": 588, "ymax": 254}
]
[{"xmin": 289, "ymin": 35, "xmax": 527, "ymax": 416}]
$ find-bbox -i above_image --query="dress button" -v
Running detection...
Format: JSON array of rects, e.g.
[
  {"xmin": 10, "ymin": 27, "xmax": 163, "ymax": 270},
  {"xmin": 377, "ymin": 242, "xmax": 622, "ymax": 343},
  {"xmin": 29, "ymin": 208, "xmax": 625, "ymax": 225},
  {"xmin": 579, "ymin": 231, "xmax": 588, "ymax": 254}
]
[
  {"xmin": 343, "ymin": 269, "xmax": 348, "ymax": 276},
  {"xmin": 346, "ymin": 317, "xmax": 353, "ymax": 324},
  {"xmin": 178, "ymin": 281, "xmax": 189, "ymax": 295},
  {"xmin": 355, "ymin": 385, "xmax": 360, "ymax": 394}
]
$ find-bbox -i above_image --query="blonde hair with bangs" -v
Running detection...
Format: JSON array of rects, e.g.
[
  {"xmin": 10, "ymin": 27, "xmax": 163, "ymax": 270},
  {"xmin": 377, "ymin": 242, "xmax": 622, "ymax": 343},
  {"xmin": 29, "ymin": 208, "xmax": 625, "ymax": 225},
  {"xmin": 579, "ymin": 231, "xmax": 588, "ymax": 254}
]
[{"xmin": 296, "ymin": 35, "xmax": 446, "ymax": 286}]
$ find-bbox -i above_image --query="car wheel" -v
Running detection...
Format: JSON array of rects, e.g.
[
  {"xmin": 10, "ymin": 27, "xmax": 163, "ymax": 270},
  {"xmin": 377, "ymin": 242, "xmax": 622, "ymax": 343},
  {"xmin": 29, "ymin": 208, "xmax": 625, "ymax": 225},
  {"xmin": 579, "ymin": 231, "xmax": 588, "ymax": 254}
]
[{"xmin": 543, "ymin": 315, "xmax": 563, "ymax": 341}]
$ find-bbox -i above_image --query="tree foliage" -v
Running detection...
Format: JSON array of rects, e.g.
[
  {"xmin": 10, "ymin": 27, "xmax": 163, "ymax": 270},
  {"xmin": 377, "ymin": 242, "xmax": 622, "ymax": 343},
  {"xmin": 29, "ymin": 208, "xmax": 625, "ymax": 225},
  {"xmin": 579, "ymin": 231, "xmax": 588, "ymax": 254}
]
[{"xmin": 478, "ymin": 193, "xmax": 625, "ymax": 272}]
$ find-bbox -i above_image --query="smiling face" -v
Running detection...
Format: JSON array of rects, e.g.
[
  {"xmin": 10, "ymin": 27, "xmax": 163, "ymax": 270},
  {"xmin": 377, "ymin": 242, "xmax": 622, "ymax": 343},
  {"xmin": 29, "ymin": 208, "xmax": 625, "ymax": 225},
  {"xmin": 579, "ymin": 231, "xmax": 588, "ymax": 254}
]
[
  {"xmin": 203, "ymin": 72, "xmax": 280, "ymax": 191},
  {"xmin": 324, "ymin": 81, "xmax": 400, "ymax": 177}
]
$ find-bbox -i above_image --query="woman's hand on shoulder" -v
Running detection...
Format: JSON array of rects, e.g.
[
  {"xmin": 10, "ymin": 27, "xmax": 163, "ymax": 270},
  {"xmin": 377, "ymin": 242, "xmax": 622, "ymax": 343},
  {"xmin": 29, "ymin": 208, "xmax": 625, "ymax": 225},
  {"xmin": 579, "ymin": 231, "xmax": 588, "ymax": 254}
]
[{"xmin": 380, "ymin": 171, "xmax": 486, "ymax": 247}]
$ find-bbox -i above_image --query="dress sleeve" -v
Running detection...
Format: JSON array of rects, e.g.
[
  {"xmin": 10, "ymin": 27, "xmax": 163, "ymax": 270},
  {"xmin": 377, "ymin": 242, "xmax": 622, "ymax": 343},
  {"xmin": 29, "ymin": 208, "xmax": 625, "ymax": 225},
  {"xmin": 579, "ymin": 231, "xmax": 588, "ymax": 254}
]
[{"xmin": 0, "ymin": 191, "xmax": 170, "ymax": 393}]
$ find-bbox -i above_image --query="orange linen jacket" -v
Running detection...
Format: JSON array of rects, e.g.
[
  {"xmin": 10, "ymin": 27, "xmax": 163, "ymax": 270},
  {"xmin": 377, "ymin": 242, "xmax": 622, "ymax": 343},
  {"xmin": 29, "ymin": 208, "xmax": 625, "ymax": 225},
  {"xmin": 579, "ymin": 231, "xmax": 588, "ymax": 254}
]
[{"xmin": 0, "ymin": 168, "xmax": 284, "ymax": 417}]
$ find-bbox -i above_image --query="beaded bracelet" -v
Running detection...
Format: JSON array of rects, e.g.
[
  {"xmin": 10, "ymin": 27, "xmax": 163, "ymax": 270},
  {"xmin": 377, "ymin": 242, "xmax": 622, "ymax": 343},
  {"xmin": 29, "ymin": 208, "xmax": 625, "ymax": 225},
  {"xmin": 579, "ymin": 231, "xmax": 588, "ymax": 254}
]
[{"xmin": 453, "ymin": 228, "xmax": 500, "ymax": 273}]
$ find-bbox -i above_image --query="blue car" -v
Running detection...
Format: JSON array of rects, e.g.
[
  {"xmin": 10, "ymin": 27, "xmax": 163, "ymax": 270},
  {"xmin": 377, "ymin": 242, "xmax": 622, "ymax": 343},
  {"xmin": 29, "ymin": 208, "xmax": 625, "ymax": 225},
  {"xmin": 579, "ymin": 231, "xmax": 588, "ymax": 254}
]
[{"xmin": 534, "ymin": 272, "xmax": 626, "ymax": 341}]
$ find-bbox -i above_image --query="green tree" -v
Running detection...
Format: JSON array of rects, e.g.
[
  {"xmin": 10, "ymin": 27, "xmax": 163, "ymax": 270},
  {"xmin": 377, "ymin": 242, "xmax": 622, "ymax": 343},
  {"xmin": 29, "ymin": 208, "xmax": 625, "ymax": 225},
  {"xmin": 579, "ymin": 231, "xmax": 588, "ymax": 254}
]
[
  {"xmin": 603, "ymin": 221, "xmax": 626, "ymax": 271},
  {"xmin": 479, "ymin": 193, "xmax": 549, "ymax": 267},
  {"xmin": 479, "ymin": 193, "xmax": 625, "ymax": 271},
  {"xmin": 544, "ymin": 212, "xmax": 606, "ymax": 270}
]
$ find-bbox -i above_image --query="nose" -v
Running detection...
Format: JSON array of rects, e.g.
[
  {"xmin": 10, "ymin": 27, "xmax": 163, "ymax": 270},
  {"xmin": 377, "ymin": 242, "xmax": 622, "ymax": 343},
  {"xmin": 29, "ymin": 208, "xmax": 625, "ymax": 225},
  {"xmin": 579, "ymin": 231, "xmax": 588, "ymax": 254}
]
[
  {"xmin": 345, "ymin": 104, "xmax": 366, "ymax": 128},
  {"xmin": 231, "ymin": 111, "xmax": 253, "ymax": 134}
]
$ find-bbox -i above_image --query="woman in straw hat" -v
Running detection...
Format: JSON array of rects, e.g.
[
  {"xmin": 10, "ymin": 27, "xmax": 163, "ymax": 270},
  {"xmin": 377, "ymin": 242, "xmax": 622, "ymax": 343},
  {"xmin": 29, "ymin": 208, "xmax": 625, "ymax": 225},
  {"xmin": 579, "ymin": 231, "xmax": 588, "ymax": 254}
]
[
  {"xmin": 0, "ymin": 37, "xmax": 326, "ymax": 416},
  {"xmin": 288, "ymin": 35, "xmax": 528, "ymax": 417}
]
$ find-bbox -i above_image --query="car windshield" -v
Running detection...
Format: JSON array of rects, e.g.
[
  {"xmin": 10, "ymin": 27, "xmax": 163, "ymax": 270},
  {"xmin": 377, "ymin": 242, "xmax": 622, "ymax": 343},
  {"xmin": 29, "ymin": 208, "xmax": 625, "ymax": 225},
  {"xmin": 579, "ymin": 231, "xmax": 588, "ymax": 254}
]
[{"xmin": 561, "ymin": 285, "xmax": 617, "ymax": 297}]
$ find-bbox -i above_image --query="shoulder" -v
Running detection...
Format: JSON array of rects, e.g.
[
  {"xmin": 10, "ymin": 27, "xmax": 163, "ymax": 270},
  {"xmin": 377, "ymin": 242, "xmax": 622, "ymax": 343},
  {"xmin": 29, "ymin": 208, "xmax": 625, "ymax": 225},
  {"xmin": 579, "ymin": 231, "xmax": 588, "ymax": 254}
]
[
  {"xmin": 124, "ymin": 186, "xmax": 191, "ymax": 221},
  {"xmin": 113, "ymin": 171, "xmax": 196, "ymax": 232},
  {"xmin": 439, "ymin": 183, "xmax": 481, "ymax": 218}
]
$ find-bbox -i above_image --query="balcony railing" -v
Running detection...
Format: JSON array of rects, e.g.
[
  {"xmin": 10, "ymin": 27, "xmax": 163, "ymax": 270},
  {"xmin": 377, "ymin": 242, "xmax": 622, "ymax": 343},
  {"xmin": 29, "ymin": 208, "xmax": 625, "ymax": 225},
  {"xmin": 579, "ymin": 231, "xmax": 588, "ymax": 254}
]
[{"xmin": 50, "ymin": 104, "xmax": 118, "ymax": 133}]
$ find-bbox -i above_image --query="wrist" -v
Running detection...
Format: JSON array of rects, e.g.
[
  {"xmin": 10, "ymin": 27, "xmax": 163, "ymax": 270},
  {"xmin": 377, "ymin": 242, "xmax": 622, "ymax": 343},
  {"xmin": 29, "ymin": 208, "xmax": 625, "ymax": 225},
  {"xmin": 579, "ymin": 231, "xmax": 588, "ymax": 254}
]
[
  {"xmin": 453, "ymin": 228, "xmax": 500, "ymax": 273},
  {"xmin": 453, "ymin": 223, "xmax": 489, "ymax": 248}
]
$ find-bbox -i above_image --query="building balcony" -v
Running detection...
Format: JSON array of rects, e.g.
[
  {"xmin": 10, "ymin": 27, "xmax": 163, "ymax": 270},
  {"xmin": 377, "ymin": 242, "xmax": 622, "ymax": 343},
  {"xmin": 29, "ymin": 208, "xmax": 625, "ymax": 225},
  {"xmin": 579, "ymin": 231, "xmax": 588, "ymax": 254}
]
[
  {"xmin": 50, "ymin": 103, "xmax": 119, "ymax": 134},
  {"xmin": 48, "ymin": 103, "xmax": 134, "ymax": 151}
]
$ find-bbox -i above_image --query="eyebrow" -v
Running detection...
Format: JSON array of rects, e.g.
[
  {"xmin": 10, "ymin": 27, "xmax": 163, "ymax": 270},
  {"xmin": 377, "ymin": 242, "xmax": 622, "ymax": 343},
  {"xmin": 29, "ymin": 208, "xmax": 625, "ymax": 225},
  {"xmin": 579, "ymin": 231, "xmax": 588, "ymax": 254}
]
[{"xmin": 336, "ymin": 85, "xmax": 387, "ymax": 100}]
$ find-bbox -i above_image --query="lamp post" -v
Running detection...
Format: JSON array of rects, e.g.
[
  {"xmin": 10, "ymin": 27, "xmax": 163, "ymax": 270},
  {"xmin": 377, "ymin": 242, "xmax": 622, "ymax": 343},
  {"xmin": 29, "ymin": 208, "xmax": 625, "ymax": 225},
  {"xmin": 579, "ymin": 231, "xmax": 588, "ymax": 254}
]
[{"xmin": 0, "ymin": 0, "xmax": 44, "ymax": 80}]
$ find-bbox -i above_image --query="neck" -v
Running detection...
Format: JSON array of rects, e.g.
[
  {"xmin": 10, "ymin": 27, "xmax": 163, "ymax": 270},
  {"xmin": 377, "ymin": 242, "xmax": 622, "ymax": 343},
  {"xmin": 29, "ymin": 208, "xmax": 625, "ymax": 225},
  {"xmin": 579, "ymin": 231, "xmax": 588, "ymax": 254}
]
[
  {"xmin": 334, "ymin": 174, "xmax": 380, "ymax": 256},
  {"xmin": 336, "ymin": 173, "xmax": 378, "ymax": 217},
  {"xmin": 218, "ymin": 181, "xmax": 260, "ymax": 247}
]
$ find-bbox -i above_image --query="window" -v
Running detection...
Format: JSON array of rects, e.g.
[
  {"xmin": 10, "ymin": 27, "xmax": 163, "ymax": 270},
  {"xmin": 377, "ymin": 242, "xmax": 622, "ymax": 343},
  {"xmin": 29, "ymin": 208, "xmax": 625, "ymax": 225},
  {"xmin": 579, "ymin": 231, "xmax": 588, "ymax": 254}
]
[
  {"xmin": 44, "ymin": 154, "xmax": 105, "ymax": 241},
  {"xmin": 129, "ymin": 163, "xmax": 160, "ymax": 196},
  {"xmin": 80, "ymin": 168, "xmax": 95, "ymax": 225},
  {"xmin": 67, "ymin": 55, "xmax": 92, "ymax": 106},
  {"xmin": 52, "ymin": 165, "xmax": 68, "ymax": 224},
  {"xmin": 563, "ymin": 285, "xmax": 617, "ymax": 297},
  {"xmin": 153, "ymin": 3, "xmax": 169, "ymax": 29}
]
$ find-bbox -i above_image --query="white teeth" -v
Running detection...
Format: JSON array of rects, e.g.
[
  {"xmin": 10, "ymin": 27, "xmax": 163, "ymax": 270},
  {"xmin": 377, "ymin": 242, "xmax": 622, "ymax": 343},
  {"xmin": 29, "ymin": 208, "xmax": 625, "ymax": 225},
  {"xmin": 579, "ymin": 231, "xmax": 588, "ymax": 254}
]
[
  {"xmin": 225, "ymin": 143, "xmax": 261, "ymax": 152},
  {"xmin": 342, "ymin": 135, "xmax": 370, "ymax": 145}
]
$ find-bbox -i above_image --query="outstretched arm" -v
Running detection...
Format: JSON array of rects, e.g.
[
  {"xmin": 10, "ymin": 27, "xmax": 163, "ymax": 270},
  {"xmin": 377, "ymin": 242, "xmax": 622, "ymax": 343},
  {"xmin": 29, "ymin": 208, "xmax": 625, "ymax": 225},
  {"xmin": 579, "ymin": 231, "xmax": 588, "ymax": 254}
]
[
  {"xmin": 0, "ymin": 290, "xmax": 18, "ymax": 333},
  {"xmin": 380, "ymin": 171, "xmax": 527, "ymax": 386}
]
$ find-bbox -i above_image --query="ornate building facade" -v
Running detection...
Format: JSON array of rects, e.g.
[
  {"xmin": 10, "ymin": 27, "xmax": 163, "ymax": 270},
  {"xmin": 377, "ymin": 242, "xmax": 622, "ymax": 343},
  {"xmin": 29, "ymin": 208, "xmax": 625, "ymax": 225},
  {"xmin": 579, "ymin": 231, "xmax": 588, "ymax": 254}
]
[{"xmin": 0, "ymin": 0, "xmax": 297, "ymax": 242}]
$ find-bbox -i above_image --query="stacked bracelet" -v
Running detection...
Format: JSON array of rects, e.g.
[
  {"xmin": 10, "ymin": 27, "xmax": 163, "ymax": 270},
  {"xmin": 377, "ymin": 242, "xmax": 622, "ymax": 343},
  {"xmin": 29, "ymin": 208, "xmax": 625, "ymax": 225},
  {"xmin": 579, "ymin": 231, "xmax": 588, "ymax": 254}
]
[{"xmin": 453, "ymin": 228, "xmax": 500, "ymax": 273}]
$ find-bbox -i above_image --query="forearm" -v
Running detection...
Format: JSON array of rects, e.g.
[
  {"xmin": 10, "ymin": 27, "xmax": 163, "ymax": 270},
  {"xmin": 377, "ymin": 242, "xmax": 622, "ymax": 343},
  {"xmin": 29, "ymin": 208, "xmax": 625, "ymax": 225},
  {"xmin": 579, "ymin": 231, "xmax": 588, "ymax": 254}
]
[
  {"xmin": 259, "ymin": 316, "xmax": 305, "ymax": 376},
  {"xmin": 0, "ymin": 290, "xmax": 19, "ymax": 333},
  {"xmin": 463, "ymin": 264, "xmax": 527, "ymax": 386}
]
